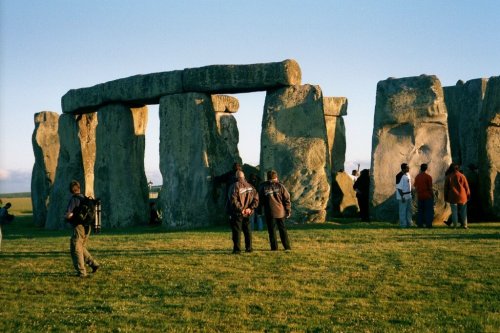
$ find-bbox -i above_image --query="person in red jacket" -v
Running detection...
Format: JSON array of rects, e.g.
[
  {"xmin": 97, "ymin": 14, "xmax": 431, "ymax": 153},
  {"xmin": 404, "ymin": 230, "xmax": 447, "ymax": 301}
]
[
  {"xmin": 444, "ymin": 163, "xmax": 471, "ymax": 229},
  {"xmin": 413, "ymin": 164, "xmax": 434, "ymax": 228}
]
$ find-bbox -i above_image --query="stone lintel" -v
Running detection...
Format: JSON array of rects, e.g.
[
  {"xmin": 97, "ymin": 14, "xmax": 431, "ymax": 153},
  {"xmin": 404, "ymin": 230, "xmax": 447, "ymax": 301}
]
[{"xmin": 62, "ymin": 59, "xmax": 301, "ymax": 114}]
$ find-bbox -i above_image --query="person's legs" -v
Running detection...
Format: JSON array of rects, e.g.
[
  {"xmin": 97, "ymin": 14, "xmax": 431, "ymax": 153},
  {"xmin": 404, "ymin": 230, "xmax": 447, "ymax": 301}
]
[
  {"xmin": 398, "ymin": 200, "xmax": 406, "ymax": 227},
  {"xmin": 230, "ymin": 216, "xmax": 243, "ymax": 253},
  {"xmin": 450, "ymin": 203, "xmax": 458, "ymax": 227},
  {"xmin": 276, "ymin": 218, "xmax": 291, "ymax": 250},
  {"xmin": 70, "ymin": 225, "xmax": 88, "ymax": 276},
  {"xmin": 417, "ymin": 200, "xmax": 424, "ymax": 227},
  {"xmin": 405, "ymin": 200, "xmax": 413, "ymax": 227},
  {"xmin": 265, "ymin": 215, "xmax": 278, "ymax": 250},
  {"xmin": 459, "ymin": 204, "xmax": 468, "ymax": 228},
  {"xmin": 82, "ymin": 226, "xmax": 99, "ymax": 270},
  {"xmin": 242, "ymin": 217, "xmax": 253, "ymax": 252},
  {"xmin": 425, "ymin": 199, "xmax": 434, "ymax": 228}
]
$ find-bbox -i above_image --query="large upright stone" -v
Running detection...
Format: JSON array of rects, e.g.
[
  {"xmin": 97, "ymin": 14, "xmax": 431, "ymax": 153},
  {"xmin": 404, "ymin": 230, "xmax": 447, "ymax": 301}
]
[
  {"xmin": 94, "ymin": 104, "xmax": 149, "ymax": 227},
  {"xmin": 261, "ymin": 85, "xmax": 331, "ymax": 223},
  {"xmin": 323, "ymin": 97, "xmax": 347, "ymax": 172},
  {"xmin": 158, "ymin": 93, "xmax": 237, "ymax": 228},
  {"xmin": 31, "ymin": 111, "xmax": 60, "ymax": 227},
  {"xmin": 371, "ymin": 75, "xmax": 452, "ymax": 223},
  {"xmin": 46, "ymin": 114, "xmax": 86, "ymax": 229},
  {"xmin": 444, "ymin": 78, "xmax": 488, "ymax": 167},
  {"xmin": 62, "ymin": 70, "xmax": 184, "ymax": 114},
  {"xmin": 478, "ymin": 76, "xmax": 500, "ymax": 220},
  {"xmin": 183, "ymin": 59, "xmax": 301, "ymax": 93}
]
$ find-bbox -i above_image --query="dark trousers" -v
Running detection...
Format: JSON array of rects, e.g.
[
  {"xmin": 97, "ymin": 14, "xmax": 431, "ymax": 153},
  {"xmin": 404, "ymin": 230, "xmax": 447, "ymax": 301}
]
[
  {"xmin": 357, "ymin": 194, "xmax": 369, "ymax": 221},
  {"xmin": 417, "ymin": 199, "xmax": 434, "ymax": 228},
  {"xmin": 265, "ymin": 216, "xmax": 291, "ymax": 250},
  {"xmin": 230, "ymin": 215, "xmax": 252, "ymax": 252}
]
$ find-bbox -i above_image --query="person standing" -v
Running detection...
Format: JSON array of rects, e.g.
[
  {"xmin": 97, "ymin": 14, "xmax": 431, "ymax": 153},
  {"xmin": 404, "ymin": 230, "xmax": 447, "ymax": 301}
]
[
  {"xmin": 413, "ymin": 164, "xmax": 434, "ymax": 228},
  {"xmin": 248, "ymin": 173, "xmax": 263, "ymax": 231},
  {"xmin": 259, "ymin": 170, "xmax": 292, "ymax": 251},
  {"xmin": 227, "ymin": 171, "xmax": 259, "ymax": 254},
  {"xmin": 0, "ymin": 202, "xmax": 14, "ymax": 251},
  {"xmin": 65, "ymin": 180, "xmax": 100, "ymax": 277},
  {"xmin": 396, "ymin": 163, "xmax": 413, "ymax": 228},
  {"xmin": 353, "ymin": 169, "xmax": 370, "ymax": 222},
  {"xmin": 444, "ymin": 163, "xmax": 471, "ymax": 229}
]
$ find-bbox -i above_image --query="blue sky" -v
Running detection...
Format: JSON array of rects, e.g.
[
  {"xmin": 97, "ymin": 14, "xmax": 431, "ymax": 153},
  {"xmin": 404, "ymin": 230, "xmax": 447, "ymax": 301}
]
[{"xmin": 1, "ymin": 0, "xmax": 499, "ymax": 193}]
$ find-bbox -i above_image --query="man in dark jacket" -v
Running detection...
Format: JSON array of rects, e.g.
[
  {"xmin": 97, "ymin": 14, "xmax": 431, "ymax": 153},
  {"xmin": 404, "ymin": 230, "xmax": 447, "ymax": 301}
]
[
  {"xmin": 227, "ymin": 171, "xmax": 259, "ymax": 254},
  {"xmin": 259, "ymin": 170, "xmax": 292, "ymax": 251},
  {"xmin": 65, "ymin": 180, "xmax": 100, "ymax": 277}
]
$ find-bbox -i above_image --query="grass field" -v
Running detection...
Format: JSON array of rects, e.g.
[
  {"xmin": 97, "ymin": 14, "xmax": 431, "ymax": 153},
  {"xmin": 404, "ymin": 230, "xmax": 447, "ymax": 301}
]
[{"xmin": 0, "ymin": 197, "xmax": 499, "ymax": 332}]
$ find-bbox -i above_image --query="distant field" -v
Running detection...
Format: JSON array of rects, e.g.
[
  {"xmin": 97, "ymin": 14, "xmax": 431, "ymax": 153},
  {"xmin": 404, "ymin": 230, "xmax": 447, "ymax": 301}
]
[
  {"xmin": 0, "ymin": 195, "xmax": 32, "ymax": 216},
  {"xmin": 0, "ymin": 211, "xmax": 499, "ymax": 332}
]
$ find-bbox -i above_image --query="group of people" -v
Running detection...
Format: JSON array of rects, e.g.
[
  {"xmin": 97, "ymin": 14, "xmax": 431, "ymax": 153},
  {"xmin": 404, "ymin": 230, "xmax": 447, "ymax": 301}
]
[
  {"xmin": 396, "ymin": 162, "xmax": 471, "ymax": 229},
  {"xmin": 63, "ymin": 163, "xmax": 292, "ymax": 277},
  {"xmin": 215, "ymin": 163, "xmax": 292, "ymax": 254}
]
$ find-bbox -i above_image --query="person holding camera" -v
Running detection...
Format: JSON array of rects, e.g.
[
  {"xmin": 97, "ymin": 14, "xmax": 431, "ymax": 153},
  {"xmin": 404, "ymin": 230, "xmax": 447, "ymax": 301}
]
[
  {"xmin": 227, "ymin": 170, "xmax": 259, "ymax": 254},
  {"xmin": 258, "ymin": 170, "xmax": 292, "ymax": 251},
  {"xmin": 65, "ymin": 180, "xmax": 100, "ymax": 278}
]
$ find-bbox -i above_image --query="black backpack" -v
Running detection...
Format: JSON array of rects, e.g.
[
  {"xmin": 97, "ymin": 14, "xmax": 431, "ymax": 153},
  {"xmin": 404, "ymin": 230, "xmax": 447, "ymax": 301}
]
[{"xmin": 72, "ymin": 195, "xmax": 97, "ymax": 226}]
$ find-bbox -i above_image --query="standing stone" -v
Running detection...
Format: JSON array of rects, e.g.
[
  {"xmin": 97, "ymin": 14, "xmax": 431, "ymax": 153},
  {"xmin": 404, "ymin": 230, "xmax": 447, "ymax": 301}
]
[
  {"xmin": 478, "ymin": 76, "xmax": 500, "ymax": 220},
  {"xmin": 183, "ymin": 59, "xmax": 302, "ymax": 93},
  {"xmin": 212, "ymin": 95, "xmax": 241, "ymax": 166},
  {"xmin": 45, "ymin": 114, "xmax": 85, "ymax": 229},
  {"xmin": 331, "ymin": 171, "xmax": 359, "ymax": 217},
  {"xmin": 261, "ymin": 85, "xmax": 331, "ymax": 223},
  {"xmin": 31, "ymin": 111, "xmax": 60, "ymax": 227},
  {"xmin": 444, "ymin": 78, "xmax": 488, "ymax": 168},
  {"xmin": 371, "ymin": 75, "xmax": 452, "ymax": 224},
  {"xmin": 78, "ymin": 113, "xmax": 98, "ymax": 197},
  {"xmin": 323, "ymin": 97, "xmax": 347, "ymax": 172},
  {"xmin": 94, "ymin": 104, "xmax": 149, "ymax": 227},
  {"xmin": 158, "ymin": 93, "xmax": 236, "ymax": 228}
]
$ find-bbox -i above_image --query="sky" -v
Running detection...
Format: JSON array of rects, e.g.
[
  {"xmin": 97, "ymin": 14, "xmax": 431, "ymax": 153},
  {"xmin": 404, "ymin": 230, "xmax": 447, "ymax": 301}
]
[{"xmin": 0, "ymin": 0, "xmax": 499, "ymax": 193}]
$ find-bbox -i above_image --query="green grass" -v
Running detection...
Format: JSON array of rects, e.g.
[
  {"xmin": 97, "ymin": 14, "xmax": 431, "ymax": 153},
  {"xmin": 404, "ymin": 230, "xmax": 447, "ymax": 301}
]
[{"xmin": 0, "ymin": 198, "xmax": 499, "ymax": 332}]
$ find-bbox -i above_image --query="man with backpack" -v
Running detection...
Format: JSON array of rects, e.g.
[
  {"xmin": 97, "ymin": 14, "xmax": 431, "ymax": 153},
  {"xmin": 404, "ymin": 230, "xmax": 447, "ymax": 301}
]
[{"xmin": 65, "ymin": 180, "xmax": 100, "ymax": 278}]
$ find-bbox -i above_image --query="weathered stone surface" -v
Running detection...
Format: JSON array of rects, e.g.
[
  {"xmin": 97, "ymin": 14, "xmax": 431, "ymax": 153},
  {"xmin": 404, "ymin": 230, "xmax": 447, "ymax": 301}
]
[
  {"xmin": 331, "ymin": 171, "xmax": 359, "ymax": 217},
  {"xmin": 94, "ymin": 104, "xmax": 149, "ymax": 227},
  {"xmin": 324, "ymin": 97, "xmax": 347, "ymax": 172},
  {"xmin": 46, "ymin": 114, "xmax": 85, "ymax": 229},
  {"xmin": 158, "ymin": 93, "xmax": 238, "ymax": 228},
  {"xmin": 78, "ymin": 113, "xmax": 98, "ymax": 197},
  {"xmin": 61, "ymin": 70, "xmax": 184, "ymax": 114},
  {"xmin": 31, "ymin": 111, "xmax": 60, "ymax": 227},
  {"xmin": 371, "ymin": 75, "xmax": 452, "ymax": 224},
  {"xmin": 261, "ymin": 85, "xmax": 330, "ymax": 223},
  {"xmin": 324, "ymin": 97, "xmax": 348, "ymax": 117},
  {"xmin": 211, "ymin": 95, "xmax": 239, "ymax": 113},
  {"xmin": 444, "ymin": 78, "xmax": 488, "ymax": 167},
  {"xmin": 183, "ymin": 59, "xmax": 301, "ymax": 94},
  {"xmin": 478, "ymin": 76, "xmax": 500, "ymax": 219},
  {"xmin": 212, "ymin": 95, "xmax": 241, "ymax": 166}
]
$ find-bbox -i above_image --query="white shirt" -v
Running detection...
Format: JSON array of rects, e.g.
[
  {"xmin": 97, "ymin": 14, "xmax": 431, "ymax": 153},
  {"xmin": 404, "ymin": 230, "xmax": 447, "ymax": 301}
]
[{"xmin": 396, "ymin": 173, "xmax": 412, "ymax": 200}]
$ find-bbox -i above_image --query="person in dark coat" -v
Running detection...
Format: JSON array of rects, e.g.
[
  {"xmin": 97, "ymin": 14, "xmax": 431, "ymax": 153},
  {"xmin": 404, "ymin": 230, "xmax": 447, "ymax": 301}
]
[
  {"xmin": 258, "ymin": 170, "xmax": 292, "ymax": 251},
  {"xmin": 227, "ymin": 170, "xmax": 259, "ymax": 254},
  {"xmin": 353, "ymin": 169, "xmax": 370, "ymax": 222}
]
